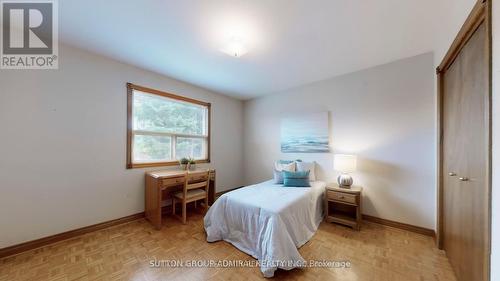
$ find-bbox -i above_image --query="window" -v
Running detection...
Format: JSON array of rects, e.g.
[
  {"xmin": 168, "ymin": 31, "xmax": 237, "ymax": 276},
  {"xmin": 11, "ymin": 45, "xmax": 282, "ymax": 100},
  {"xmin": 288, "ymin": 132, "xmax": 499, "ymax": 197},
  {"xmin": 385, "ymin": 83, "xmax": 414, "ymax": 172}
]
[{"xmin": 126, "ymin": 83, "xmax": 211, "ymax": 168}]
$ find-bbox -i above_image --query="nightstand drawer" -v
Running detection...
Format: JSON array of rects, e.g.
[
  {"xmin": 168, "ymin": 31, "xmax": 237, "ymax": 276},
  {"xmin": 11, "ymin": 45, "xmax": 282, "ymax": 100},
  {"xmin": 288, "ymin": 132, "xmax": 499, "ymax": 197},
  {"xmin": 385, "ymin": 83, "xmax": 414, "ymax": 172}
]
[{"xmin": 327, "ymin": 191, "xmax": 357, "ymax": 205}]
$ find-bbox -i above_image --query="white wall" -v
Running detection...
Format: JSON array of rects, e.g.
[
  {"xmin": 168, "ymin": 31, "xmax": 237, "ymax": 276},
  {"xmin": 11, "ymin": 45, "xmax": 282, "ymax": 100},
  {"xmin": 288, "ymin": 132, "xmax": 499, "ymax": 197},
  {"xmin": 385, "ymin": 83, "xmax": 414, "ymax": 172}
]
[
  {"xmin": 491, "ymin": 0, "xmax": 499, "ymax": 278},
  {"xmin": 0, "ymin": 44, "xmax": 244, "ymax": 248},
  {"xmin": 243, "ymin": 53, "xmax": 436, "ymax": 229},
  {"xmin": 434, "ymin": 0, "xmax": 477, "ymax": 66}
]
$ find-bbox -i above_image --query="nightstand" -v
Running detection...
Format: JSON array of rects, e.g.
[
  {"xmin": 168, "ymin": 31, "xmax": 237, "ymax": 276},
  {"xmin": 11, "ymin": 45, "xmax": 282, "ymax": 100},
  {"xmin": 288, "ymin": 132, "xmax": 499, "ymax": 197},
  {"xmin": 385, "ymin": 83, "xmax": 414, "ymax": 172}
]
[{"xmin": 325, "ymin": 184, "xmax": 362, "ymax": 230}]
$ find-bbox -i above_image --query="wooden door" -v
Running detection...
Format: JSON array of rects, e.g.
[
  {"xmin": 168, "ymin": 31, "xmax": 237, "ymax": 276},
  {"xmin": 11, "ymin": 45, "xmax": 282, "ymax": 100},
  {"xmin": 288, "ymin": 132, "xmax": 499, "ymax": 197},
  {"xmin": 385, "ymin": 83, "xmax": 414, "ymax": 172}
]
[
  {"xmin": 438, "ymin": 2, "xmax": 491, "ymax": 280},
  {"xmin": 442, "ymin": 44, "xmax": 465, "ymax": 279}
]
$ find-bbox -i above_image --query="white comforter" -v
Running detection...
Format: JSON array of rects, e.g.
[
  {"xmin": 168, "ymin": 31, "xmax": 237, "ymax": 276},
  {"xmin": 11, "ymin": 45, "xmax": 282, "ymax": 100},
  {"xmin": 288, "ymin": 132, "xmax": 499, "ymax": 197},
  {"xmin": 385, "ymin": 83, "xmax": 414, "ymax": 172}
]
[{"xmin": 204, "ymin": 180, "xmax": 325, "ymax": 277}]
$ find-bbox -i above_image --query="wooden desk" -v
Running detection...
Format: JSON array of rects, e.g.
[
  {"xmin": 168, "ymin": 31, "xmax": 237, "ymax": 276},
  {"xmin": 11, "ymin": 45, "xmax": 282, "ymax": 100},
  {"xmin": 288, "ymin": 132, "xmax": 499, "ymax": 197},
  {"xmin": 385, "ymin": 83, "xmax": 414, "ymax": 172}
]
[{"xmin": 145, "ymin": 169, "xmax": 216, "ymax": 229}]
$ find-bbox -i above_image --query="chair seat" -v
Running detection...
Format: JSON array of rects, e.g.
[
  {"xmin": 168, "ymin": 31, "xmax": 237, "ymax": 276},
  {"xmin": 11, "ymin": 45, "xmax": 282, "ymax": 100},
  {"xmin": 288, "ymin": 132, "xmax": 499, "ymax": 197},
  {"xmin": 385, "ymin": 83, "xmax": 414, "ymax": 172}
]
[{"xmin": 174, "ymin": 189, "xmax": 207, "ymax": 199}]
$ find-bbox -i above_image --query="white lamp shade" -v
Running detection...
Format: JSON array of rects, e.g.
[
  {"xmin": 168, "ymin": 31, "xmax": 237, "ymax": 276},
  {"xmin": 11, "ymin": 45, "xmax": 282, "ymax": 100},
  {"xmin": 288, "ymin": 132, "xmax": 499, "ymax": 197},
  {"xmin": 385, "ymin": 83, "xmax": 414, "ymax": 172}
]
[{"xmin": 334, "ymin": 154, "xmax": 357, "ymax": 173}]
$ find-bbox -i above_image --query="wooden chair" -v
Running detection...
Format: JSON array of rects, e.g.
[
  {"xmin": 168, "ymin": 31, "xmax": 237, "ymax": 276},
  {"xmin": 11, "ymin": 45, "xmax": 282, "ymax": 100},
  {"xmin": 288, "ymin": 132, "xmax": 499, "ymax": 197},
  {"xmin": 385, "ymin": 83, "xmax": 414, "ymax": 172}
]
[{"xmin": 172, "ymin": 170, "xmax": 210, "ymax": 224}]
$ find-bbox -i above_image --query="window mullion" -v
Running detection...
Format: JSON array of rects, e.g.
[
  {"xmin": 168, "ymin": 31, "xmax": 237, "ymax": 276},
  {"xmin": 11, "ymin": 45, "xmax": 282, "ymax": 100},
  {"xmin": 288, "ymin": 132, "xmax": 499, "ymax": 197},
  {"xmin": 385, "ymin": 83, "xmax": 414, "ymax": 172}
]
[
  {"xmin": 171, "ymin": 135, "xmax": 176, "ymax": 161},
  {"xmin": 133, "ymin": 130, "xmax": 206, "ymax": 138},
  {"xmin": 204, "ymin": 137, "xmax": 208, "ymax": 159}
]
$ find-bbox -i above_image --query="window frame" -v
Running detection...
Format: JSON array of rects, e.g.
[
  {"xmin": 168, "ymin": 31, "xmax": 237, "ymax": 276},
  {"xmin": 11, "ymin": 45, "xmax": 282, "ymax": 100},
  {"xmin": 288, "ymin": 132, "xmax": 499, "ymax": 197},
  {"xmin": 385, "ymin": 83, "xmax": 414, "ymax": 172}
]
[{"xmin": 126, "ymin": 83, "xmax": 211, "ymax": 169}]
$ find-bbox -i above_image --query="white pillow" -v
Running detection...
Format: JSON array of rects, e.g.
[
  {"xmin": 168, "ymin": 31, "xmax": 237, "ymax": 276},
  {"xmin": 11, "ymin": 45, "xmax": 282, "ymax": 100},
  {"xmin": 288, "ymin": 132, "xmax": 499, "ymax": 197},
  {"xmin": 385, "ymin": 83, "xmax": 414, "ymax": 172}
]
[
  {"xmin": 274, "ymin": 161, "xmax": 296, "ymax": 172},
  {"xmin": 296, "ymin": 161, "xmax": 316, "ymax": 181}
]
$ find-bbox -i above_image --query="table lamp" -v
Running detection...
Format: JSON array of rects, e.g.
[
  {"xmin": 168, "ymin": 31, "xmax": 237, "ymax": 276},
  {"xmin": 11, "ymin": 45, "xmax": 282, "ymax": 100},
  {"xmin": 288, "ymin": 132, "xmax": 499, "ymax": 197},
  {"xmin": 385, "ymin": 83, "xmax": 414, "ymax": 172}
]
[{"xmin": 334, "ymin": 154, "xmax": 357, "ymax": 188}]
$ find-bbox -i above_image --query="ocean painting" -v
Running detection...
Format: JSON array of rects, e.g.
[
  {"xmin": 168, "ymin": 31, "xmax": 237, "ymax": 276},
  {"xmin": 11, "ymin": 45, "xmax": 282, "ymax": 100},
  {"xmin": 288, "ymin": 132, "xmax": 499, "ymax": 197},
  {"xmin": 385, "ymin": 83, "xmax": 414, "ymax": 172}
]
[{"xmin": 281, "ymin": 112, "xmax": 330, "ymax": 153}]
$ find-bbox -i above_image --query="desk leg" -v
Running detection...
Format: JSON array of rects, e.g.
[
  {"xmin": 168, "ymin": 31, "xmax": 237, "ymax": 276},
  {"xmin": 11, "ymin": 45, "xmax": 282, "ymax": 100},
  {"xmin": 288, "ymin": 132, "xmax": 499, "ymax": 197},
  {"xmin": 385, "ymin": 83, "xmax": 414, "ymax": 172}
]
[
  {"xmin": 145, "ymin": 177, "xmax": 162, "ymax": 230},
  {"xmin": 208, "ymin": 171, "xmax": 216, "ymax": 205}
]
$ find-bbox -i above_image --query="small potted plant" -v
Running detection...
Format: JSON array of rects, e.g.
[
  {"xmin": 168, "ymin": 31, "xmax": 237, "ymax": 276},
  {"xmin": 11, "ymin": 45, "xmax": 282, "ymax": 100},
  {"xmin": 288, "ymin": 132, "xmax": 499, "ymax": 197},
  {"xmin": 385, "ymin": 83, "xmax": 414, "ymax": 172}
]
[
  {"xmin": 188, "ymin": 157, "xmax": 196, "ymax": 170},
  {"xmin": 179, "ymin": 157, "xmax": 189, "ymax": 170}
]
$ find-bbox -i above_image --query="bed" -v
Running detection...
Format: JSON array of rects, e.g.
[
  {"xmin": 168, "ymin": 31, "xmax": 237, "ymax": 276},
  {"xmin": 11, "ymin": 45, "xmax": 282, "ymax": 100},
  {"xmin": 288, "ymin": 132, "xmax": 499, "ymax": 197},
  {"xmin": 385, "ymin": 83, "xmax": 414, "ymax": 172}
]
[{"xmin": 204, "ymin": 180, "xmax": 326, "ymax": 277}]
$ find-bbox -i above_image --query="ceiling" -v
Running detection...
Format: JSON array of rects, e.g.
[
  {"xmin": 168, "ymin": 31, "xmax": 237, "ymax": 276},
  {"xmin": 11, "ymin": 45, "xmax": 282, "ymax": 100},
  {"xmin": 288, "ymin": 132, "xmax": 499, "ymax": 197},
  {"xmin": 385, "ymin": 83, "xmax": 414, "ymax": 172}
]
[{"xmin": 60, "ymin": 0, "xmax": 438, "ymax": 100}]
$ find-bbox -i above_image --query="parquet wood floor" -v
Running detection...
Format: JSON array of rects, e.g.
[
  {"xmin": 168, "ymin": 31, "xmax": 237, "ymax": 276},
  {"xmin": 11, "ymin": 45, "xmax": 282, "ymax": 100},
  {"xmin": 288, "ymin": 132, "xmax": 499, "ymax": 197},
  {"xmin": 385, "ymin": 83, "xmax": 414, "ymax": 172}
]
[{"xmin": 0, "ymin": 212, "xmax": 456, "ymax": 281}]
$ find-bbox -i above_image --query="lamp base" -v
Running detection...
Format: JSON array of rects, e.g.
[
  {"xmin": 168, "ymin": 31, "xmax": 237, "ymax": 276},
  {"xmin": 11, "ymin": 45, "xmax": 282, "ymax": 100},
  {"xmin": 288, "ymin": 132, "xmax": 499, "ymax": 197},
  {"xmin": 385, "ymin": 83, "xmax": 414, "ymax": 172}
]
[{"xmin": 337, "ymin": 174, "xmax": 353, "ymax": 188}]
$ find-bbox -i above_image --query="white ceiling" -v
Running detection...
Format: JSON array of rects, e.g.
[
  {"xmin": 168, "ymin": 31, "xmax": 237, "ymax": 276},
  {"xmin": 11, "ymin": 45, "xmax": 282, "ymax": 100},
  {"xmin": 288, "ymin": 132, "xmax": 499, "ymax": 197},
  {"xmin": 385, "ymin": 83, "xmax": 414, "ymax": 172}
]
[{"xmin": 60, "ymin": 0, "xmax": 438, "ymax": 100}]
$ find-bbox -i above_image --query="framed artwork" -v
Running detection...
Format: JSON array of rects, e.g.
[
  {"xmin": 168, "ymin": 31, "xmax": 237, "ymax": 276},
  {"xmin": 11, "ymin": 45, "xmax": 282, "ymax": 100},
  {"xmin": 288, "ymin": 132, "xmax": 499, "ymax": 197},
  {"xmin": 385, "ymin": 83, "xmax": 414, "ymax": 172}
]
[{"xmin": 281, "ymin": 112, "xmax": 329, "ymax": 153}]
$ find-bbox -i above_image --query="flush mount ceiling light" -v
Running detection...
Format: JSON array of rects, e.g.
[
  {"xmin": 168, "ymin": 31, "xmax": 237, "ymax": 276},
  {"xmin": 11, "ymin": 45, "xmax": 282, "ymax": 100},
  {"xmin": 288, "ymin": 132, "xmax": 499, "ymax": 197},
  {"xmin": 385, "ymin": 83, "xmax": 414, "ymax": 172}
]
[{"xmin": 220, "ymin": 37, "xmax": 248, "ymax": 57}]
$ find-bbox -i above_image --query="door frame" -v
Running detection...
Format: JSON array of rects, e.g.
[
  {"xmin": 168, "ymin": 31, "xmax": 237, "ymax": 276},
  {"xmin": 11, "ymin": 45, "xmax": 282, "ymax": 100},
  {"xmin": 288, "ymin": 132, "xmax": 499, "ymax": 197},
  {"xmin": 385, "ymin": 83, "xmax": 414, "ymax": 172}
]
[{"xmin": 436, "ymin": 0, "xmax": 492, "ymax": 274}]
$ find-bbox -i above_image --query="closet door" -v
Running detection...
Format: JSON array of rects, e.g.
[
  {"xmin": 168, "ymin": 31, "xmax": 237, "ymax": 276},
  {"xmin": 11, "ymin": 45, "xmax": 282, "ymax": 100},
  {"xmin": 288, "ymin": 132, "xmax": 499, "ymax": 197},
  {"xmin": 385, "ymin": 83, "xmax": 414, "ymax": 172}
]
[
  {"xmin": 442, "ymin": 44, "xmax": 465, "ymax": 279},
  {"xmin": 440, "ymin": 19, "xmax": 490, "ymax": 281}
]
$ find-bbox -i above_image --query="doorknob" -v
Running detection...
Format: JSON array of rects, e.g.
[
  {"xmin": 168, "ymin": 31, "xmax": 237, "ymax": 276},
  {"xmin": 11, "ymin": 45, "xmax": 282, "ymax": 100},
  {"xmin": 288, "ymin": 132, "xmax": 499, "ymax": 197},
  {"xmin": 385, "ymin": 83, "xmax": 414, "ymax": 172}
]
[
  {"xmin": 459, "ymin": 177, "xmax": 469, "ymax": 181},
  {"xmin": 448, "ymin": 172, "xmax": 457, "ymax": 176}
]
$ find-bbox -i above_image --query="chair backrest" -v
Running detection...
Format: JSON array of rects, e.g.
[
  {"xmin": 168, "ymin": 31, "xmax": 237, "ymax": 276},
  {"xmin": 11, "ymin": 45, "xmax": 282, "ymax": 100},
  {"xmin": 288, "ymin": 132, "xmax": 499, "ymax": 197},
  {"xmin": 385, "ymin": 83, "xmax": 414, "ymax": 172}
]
[{"xmin": 185, "ymin": 170, "xmax": 210, "ymax": 191}]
